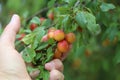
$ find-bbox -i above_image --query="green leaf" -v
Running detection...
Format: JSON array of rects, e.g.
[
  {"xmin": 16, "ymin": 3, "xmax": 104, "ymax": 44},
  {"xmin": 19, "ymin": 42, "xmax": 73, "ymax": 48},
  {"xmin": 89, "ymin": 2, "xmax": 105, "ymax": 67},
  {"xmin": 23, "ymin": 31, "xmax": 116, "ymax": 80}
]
[
  {"xmin": 22, "ymin": 47, "xmax": 36, "ymax": 63},
  {"xmin": 57, "ymin": 6, "xmax": 70, "ymax": 14},
  {"xmin": 24, "ymin": 29, "xmax": 32, "ymax": 33},
  {"xmin": 45, "ymin": 47, "xmax": 54, "ymax": 63},
  {"xmin": 102, "ymin": 26, "xmax": 118, "ymax": 41},
  {"xmin": 38, "ymin": 66, "xmax": 50, "ymax": 80},
  {"xmin": 62, "ymin": 15, "xmax": 77, "ymax": 32},
  {"xmin": 35, "ymin": 53, "xmax": 42, "ymax": 61},
  {"xmin": 85, "ymin": 13, "xmax": 101, "ymax": 35},
  {"xmin": 42, "ymin": 70, "xmax": 50, "ymax": 80},
  {"xmin": 100, "ymin": 2, "xmax": 116, "ymax": 12},
  {"xmin": 75, "ymin": 11, "xmax": 101, "ymax": 35},
  {"xmin": 62, "ymin": 15, "xmax": 71, "ymax": 32},
  {"xmin": 30, "ymin": 17, "xmax": 40, "ymax": 25},
  {"xmin": 36, "ymin": 42, "xmax": 49, "ymax": 50},
  {"xmin": 108, "ymin": 27, "xmax": 118, "ymax": 41},
  {"xmin": 22, "ymin": 33, "xmax": 36, "ymax": 45},
  {"xmin": 32, "ymin": 27, "xmax": 46, "ymax": 49},
  {"xmin": 75, "ymin": 12, "xmax": 87, "ymax": 28},
  {"xmin": 48, "ymin": 38, "xmax": 56, "ymax": 45},
  {"xmin": 41, "ymin": 19, "xmax": 51, "ymax": 27}
]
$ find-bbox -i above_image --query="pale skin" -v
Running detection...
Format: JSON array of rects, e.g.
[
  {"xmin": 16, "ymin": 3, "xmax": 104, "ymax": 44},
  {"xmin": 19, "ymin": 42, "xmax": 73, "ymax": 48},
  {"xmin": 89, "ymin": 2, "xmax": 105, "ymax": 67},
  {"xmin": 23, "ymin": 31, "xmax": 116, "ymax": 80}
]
[{"xmin": 0, "ymin": 14, "xmax": 64, "ymax": 80}]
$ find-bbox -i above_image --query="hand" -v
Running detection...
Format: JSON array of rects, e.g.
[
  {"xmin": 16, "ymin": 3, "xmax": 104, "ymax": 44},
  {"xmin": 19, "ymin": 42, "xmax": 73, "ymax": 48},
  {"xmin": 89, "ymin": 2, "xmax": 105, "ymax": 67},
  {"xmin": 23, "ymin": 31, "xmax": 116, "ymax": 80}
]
[
  {"xmin": 0, "ymin": 14, "xmax": 64, "ymax": 80},
  {"xmin": 30, "ymin": 59, "xmax": 64, "ymax": 80}
]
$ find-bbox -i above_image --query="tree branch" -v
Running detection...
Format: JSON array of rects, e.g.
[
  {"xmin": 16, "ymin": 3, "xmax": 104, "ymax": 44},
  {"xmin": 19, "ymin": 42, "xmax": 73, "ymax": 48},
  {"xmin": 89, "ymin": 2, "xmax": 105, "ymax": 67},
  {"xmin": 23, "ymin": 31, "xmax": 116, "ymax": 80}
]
[
  {"xmin": 26, "ymin": 7, "xmax": 49, "ymax": 23},
  {"xmin": 26, "ymin": 3, "xmax": 61, "ymax": 23}
]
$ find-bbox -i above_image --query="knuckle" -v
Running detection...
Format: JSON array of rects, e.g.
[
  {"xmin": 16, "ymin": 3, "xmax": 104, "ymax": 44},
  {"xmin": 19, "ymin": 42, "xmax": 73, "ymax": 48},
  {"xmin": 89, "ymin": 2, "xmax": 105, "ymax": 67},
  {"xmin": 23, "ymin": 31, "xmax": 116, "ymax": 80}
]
[
  {"xmin": 29, "ymin": 70, "xmax": 40, "ymax": 79},
  {"xmin": 50, "ymin": 70, "xmax": 64, "ymax": 80},
  {"xmin": 53, "ymin": 59, "xmax": 64, "ymax": 71}
]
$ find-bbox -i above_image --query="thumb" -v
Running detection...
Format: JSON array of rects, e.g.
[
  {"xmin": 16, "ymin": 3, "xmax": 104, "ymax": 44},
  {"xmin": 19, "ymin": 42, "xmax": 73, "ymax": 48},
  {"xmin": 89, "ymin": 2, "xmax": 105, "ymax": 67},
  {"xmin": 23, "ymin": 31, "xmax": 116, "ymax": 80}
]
[{"xmin": 1, "ymin": 14, "xmax": 20, "ymax": 47}]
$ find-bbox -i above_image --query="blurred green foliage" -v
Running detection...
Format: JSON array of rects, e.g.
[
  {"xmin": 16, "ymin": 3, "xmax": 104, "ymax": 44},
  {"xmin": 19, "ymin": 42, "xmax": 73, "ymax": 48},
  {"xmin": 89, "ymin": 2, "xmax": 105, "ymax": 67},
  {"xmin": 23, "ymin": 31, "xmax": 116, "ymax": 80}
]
[{"xmin": 0, "ymin": 0, "xmax": 120, "ymax": 80}]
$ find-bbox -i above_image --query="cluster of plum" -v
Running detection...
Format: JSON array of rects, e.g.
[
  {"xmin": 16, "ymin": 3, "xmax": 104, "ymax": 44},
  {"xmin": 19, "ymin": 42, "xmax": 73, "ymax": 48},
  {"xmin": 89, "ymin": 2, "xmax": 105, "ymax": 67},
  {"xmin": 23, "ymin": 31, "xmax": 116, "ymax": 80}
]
[
  {"xmin": 41, "ymin": 27, "xmax": 76, "ymax": 60},
  {"xmin": 17, "ymin": 12, "xmax": 76, "ymax": 61}
]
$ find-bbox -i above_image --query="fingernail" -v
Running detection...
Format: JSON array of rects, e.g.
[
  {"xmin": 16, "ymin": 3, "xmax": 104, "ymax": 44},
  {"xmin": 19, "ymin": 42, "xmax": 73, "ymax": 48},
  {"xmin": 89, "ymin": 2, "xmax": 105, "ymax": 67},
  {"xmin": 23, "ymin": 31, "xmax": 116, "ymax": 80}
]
[{"xmin": 10, "ymin": 14, "xmax": 18, "ymax": 22}]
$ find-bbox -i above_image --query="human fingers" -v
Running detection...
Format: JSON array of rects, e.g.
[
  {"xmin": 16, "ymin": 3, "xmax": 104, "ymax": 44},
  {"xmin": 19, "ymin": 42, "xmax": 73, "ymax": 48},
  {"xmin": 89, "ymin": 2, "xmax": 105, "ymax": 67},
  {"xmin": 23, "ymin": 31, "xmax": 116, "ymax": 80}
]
[
  {"xmin": 0, "ymin": 14, "xmax": 20, "ymax": 47},
  {"xmin": 29, "ymin": 70, "xmax": 40, "ymax": 79},
  {"xmin": 45, "ymin": 59, "xmax": 64, "ymax": 72},
  {"xmin": 49, "ymin": 69, "xmax": 64, "ymax": 80}
]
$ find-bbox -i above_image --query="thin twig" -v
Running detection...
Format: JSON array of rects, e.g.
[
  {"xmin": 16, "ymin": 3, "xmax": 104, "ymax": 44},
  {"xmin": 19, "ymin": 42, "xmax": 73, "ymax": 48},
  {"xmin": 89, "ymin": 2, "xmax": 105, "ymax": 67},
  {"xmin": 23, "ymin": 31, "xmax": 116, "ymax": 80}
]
[
  {"xmin": 26, "ymin": 7, "xmax": 49, "ymax": 23},
  {"xmin": 26, "ymin": 3, "xmax": 61, "ymax": 23}
]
